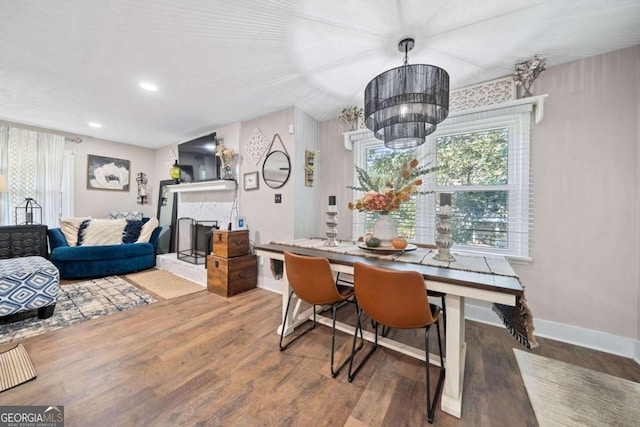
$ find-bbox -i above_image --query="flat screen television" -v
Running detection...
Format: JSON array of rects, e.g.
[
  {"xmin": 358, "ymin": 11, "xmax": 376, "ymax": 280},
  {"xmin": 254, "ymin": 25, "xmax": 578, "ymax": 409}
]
[{"xmin": 177, "ymin": 132, "xmax": 219, "ymax": 182}]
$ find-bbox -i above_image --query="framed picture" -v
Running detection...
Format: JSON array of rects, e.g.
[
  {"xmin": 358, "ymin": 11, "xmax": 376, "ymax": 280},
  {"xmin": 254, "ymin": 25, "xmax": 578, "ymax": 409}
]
[
  {"xmin": 244, "ymin": 171, "xmax": 259, "ymax": 191},
  {"xmin": 87, "ymin": 154, "xmax": 131, "ymax": 191}
]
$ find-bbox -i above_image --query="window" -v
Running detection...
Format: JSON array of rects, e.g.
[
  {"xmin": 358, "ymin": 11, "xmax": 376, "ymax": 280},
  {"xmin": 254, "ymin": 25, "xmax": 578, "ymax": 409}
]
[{"xmin": 352, "ymin": 102, "xmax": 533, "ymax": 259}]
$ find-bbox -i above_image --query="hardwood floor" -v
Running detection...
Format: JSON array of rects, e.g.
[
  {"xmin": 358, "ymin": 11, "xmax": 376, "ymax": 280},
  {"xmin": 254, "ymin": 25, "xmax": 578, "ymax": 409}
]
[{"xmin": 1, "ymin": 287, "xmax": 639, "ymax": 426}]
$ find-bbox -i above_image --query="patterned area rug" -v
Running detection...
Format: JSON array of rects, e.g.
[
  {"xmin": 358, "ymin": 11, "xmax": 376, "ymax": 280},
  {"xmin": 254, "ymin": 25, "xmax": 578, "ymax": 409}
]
[
  {"xmin": 514, "ymin": 349, "xmax": 640, "ymax": 427},
  {"xmin": 123, "ymin": 268, "xmax": 205, "ymax": 300},
  {"xmin": 0, "ymin": 276, "xmax": 156, "ymax": 345}
]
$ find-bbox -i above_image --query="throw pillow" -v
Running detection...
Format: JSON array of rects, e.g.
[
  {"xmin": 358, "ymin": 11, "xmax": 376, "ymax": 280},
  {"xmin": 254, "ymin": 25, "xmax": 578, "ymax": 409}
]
[
  {"xmin": 77, "ymin": 218, "xmax": 127, "ymax": 246},
  {"xmin": 59, "ymin": 216, "xmax": 92, "ymax": 246},
  {"xmin": 123, "ymin": 219, "xmax": 144, "ymax": 244},
  {"xmin": 136, "ymin": 217, "xmax": 159, "ymax": 243},
  {"xmin": 107, "ymin": 211, "xmax": 144, "ymax": 220}
]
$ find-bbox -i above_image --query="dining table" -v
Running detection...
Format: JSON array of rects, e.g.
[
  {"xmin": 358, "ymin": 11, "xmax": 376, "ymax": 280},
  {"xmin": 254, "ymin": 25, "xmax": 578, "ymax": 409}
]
[{"xmin": 254, "ymin": 238, "xmax": 526, "ymax": 419}]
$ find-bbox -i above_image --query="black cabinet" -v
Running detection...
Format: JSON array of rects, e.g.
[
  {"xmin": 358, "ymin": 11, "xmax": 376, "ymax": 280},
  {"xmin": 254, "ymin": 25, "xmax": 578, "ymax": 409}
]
[{"xmin": 0, "ymin": 225, "xmax": 48, "ymax": 259}]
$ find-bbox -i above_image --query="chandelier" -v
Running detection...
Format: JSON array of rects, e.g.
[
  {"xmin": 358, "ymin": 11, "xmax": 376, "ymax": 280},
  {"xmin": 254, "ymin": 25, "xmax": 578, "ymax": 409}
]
[{"xmin": 364, "ymin": 38, "xmax": 449, "ymax": 149}]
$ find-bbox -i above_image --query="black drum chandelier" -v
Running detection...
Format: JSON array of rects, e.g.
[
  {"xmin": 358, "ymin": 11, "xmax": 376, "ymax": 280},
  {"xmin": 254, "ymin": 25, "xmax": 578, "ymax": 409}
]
[{"xmin": 364, "ymin": 38, "xmax": 450, "ymax": 149}]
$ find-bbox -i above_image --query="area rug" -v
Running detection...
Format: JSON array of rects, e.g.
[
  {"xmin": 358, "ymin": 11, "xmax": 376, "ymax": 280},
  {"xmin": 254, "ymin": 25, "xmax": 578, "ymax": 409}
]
[
  {"xmin": 123, "ymin": 268, "xmax": 205, "ymax": 300},
  {"xmin": 0, "ymin": 276, "xmax": 156, "ymax": 345},
  {"xmin": 514, "ymin": 349, "xmax": 640, "ymax": 427},
  {"xmin": 0, "ymin": 344, "xmax": 36, "ymax": 392}
]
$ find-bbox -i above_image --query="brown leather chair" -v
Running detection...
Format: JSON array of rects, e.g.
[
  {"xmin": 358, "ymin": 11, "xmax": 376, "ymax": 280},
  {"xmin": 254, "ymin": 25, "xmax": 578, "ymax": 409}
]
[
  {"xmin": 280, "ymin": 251, "xmax": 363, "ymax": 378},
  {"xmin": 348, "ymin": 262, "xmax": 445, "ymax": 423}
]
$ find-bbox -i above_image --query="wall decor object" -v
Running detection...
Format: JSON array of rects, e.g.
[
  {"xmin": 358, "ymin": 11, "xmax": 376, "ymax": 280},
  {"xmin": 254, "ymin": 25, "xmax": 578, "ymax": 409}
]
[
  {"xmin": 245, "ymin": 127, "xmax": 270, "ymax": 165},
  {"xmin": 136, "ymin": 172, "xmax": 148, "ymax": 205},
  {"xmin": 304, "ymin": 150, "xmax": 316, "ymax": 187},
  {"xmin": 262, "ymin": 134, "xmax": 290, "ymax": 189},
  {"xmin": 87, "ymin": 154, "xmax": 130, "ymax": 191},
  {"xmin": 244, "ymin": 171, "xmax": 259, "ymax": 191}
]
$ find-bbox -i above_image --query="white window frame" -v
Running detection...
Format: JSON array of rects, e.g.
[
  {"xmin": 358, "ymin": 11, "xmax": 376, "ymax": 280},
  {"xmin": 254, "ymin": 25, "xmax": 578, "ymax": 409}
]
[{"xmin": 352, "ymin": 101, "xmax": 534, "ymax": 260}]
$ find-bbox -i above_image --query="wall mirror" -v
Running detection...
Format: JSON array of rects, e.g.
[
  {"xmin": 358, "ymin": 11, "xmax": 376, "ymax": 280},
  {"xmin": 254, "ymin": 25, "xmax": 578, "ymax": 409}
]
[
  {"xmin": 262, "ymin": 150, "xmax": 291, "ymax": 189},
  {"xmin": 156, "ymin": 179, "xmax": 177, "ymax": 254}
]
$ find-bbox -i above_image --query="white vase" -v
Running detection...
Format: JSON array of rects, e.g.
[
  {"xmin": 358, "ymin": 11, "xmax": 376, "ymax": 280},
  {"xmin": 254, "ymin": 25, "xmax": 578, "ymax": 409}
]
[{"xmin": 372, "ymin": 214, "xmax": 398, "ymax": 246}]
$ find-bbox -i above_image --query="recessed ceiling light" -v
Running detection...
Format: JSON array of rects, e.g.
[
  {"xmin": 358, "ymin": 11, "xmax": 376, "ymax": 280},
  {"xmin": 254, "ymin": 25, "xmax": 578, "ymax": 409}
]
[
  {"xmin": 88, "ymin": 122, "xmax": 102, "ymax": 128},
  {"xmin": 140, "ymin": 82, "xmax": 158, "ymax": 92}
]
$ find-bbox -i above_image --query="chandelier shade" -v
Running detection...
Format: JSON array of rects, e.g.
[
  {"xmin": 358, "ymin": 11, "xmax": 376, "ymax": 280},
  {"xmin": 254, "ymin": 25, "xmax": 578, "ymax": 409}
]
[{"xmin": 364, "ymin": 39, "xmax": 450, "ymax": 149}]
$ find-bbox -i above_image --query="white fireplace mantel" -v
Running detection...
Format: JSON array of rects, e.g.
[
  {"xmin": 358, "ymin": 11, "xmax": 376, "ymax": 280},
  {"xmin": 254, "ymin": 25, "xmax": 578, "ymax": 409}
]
[{"xmin": 167, "ymin": 180, "xmax": 237, "ymax": 193}]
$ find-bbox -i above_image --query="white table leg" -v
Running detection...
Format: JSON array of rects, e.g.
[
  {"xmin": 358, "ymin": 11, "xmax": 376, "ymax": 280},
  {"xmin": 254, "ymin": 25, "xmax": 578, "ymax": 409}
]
[{"xmin": 440, "ymin": 294, "xmax": 466, "ymax": 418}]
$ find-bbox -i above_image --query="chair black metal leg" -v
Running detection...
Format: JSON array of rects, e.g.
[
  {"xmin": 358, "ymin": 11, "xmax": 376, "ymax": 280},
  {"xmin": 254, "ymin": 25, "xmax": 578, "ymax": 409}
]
[
  {"xmin": 348, "ymin": 312, "xmax": 379, "ymax": 382},
  {"xmin": 330, "ymin": 300, "xmax": 362, "ymax": 378},
  {"xmin": 279, "ymin": 291, "xmax": 316, "ymax": 351},
  {"xmin": 425, "ymin": 320, "xmax": 446, "ymax": 424}
]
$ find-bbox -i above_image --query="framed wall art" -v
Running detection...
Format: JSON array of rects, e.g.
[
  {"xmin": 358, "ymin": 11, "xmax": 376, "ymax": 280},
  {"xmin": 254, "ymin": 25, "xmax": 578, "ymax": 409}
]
[
  {"xmin": 244, "ymin": 171, "xmax": 259, "ymax": 191},
  {"xmin": 87, "ymin": 154, "xmax": 131, "ymax": 191}
]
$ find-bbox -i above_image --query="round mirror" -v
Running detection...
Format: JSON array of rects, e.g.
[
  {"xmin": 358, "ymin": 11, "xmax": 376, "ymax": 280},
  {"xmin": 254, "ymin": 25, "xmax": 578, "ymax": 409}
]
[{"xmin": 262, "ymin": 150, "xmax": 291, "ymax": 189}]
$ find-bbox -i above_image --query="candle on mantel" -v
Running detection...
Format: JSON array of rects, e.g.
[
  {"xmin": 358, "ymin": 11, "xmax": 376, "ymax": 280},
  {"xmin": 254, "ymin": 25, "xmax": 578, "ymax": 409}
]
[{"xmin": 328, "ymin": 195, "xmax": 337, "ymax": 212}]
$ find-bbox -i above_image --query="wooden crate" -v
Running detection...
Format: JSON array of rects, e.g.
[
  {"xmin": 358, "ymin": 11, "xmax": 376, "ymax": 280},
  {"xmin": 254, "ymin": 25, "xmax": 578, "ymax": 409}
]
[
  {"xmin": 207, "ymin": 254, "xmax": 257, "ymax": 297},
  {"xmin": 212, "ymin": 230, "xmax": 249, "ymax": 258}
]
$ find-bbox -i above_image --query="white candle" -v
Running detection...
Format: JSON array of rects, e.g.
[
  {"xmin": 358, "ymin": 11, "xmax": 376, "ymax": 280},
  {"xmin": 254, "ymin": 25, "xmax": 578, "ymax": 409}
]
[
  {"xmin": 139, "ymin": 187, "xmax": 147, "ymax": 197},
  {"xmin": 440, "ymin": 205, "xmax": 452, "ymax": 215}
]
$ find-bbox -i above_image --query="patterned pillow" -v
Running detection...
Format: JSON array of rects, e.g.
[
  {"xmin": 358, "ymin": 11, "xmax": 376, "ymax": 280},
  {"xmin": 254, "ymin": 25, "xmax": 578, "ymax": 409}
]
[
  {"xmin": 123, "ymin": 220, "xmax": 144, "ymax": 244},
  {"xmin": 77, "ymin": 218, "xmax": 127, "ymax": 246},
  {"xmin": 136, "ymin": 217, "xmax": 159, "ymax": 243},
  {"xmin": 106, "ymin": 211, "xmax": 143, "ymax": 220},
  {"xmin": 59, "ymin": 216, "xmax": 92, "ymax": 246}
]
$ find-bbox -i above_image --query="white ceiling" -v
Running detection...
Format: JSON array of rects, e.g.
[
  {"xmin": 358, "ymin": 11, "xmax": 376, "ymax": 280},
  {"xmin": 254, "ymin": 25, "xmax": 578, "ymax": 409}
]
[{"xmin": 1, "ymin": 0, "xmax": 639, "ymax": 149}]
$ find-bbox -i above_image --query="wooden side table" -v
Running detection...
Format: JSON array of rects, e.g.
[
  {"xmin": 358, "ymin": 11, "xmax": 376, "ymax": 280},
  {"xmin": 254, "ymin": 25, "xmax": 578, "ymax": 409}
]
[
  {"xmin": 0, "ymin": 224, "xmax": 48, "ymax": 259},
  {"xmin": 206, "ymin": 230, "xmax": 257, "ymax": 297}
]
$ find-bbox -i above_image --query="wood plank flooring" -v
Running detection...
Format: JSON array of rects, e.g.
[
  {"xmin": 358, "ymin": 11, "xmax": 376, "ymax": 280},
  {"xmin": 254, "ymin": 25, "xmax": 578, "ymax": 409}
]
[{"xmin": 1, "ymin": 287, "xmax": 639, "ymax": 426}]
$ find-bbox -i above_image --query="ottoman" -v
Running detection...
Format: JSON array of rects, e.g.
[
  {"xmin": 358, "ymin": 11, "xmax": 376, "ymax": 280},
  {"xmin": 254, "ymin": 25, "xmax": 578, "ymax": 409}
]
[{"xmin": 0, "ymin": 256, "xmax": 59, "ymax": 319}]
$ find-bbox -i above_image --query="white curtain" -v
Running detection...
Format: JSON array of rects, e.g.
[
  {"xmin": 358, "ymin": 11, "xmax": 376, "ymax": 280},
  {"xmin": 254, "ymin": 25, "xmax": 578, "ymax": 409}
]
[{"xmin": 0, "ymin": 125, "xmax": 65, "ymax": 226}]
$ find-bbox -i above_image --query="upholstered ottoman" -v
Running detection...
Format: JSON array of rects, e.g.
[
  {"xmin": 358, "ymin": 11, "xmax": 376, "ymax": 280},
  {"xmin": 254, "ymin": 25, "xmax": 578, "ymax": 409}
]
[{"xmin": 0, "ymin": 256, "xmax": 59, "ymax": 319}]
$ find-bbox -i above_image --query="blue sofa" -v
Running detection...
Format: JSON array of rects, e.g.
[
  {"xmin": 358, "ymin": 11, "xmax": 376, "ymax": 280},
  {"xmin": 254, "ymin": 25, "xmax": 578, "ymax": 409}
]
[{"xmin": 47, "ymin": 218, "xmax": 161, "ymax": 280}]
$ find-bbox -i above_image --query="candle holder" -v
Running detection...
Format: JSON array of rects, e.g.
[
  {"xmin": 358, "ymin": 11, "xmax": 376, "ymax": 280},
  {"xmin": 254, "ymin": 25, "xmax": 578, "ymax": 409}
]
[
  {"xmin": 433, "ymin": 212, "xmax": 456, "ymax": 262},
  {"xmin": 325, "ymin": 210, "xmax": 338, "ymax": 247}
]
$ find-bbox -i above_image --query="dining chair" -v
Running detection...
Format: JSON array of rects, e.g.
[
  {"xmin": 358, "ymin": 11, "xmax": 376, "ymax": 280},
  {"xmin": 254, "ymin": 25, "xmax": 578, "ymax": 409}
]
[
  {"xmin": 348, "ymin": 262, "xmax": 445, "ymax": 424},
  {"xmin": 280, "ymin": 251, "xmax": 363, "ymax": 378}
]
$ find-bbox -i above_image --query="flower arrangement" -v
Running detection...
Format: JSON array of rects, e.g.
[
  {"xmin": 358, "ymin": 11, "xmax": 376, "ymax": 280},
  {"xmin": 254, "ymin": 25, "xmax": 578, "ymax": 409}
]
[
  {"xmin": 338, "ymin": 106, "xmax": 363, "ymax": 130},
  {"xmin": 348, "ymin": 157, "xmax": 434, "ymax": 214},
  {"xmin": 513, "ymin": 55, "xmax": 546, "ymax": 97},
  {"xmin": 215, "ymin": 142, "xmax": 235, "ymax": 166}
]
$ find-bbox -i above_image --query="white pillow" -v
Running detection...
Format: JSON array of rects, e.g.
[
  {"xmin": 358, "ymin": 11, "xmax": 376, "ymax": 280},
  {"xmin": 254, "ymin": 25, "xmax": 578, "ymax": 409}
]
[
  {"xmin": 78, "ymin": 218, "xmax": 127, "ymax": 246},
  {"xmin": 136, "ymin": 217, "xmax": 159, "ymax": 243},
  {"xmin": 59, "ymin": 216, "xmax": 92, "ymax": 246}
]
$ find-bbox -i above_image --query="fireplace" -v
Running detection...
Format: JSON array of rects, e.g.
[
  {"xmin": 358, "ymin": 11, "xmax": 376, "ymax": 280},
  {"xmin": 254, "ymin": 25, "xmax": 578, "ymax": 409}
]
[{"xmin": 177, "ymin": 218, "xmax": 219, "ymax": 264}]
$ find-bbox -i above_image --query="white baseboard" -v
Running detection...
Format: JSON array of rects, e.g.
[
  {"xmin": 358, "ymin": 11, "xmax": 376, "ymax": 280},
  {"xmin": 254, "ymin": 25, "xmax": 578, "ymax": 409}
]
[{"xmin": 466, "ymin": 301, "xmax": 640, "ymax": 364}]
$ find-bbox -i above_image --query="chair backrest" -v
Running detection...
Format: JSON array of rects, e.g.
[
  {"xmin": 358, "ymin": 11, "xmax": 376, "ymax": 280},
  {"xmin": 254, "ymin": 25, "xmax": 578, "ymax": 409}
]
[
  {"xmin": 284, "ymin": 251, "xmax": 343, "ymax": 305},
  {"xmin": 354, "ymin": 262, "xmax": 436, "ymax": 329}
]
